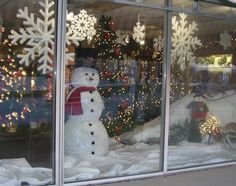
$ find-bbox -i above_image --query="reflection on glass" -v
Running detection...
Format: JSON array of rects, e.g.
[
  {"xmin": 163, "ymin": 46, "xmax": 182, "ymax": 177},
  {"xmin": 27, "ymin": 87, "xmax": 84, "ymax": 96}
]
[
  {"xmin": 0, "ymin": 0, "xmax": 54, "ymax": 185},
  {"xmin": 168, "ymin": 12, "xmax": 236, "ymax": 170},
  {"xmin": 173, "ymin": 0, "xmax": 194, "ymax": 9},
  {"xmin": 199, "ymin": 2, "xmax": 236, "ymax": 16},
  {"xmin": 64, "ymin": 1, "xmax": 163, "ymax": 183}
]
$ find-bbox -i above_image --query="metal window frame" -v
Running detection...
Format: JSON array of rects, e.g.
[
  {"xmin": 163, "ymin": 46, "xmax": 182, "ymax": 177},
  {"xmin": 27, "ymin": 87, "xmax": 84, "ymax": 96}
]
[
  {"xmin": 54, "ymin": 0, "xmax": 67, "ymax": 185},
  {"xmin": 51, "ymin": 0, "xmax": 236, "ymax": 185}
]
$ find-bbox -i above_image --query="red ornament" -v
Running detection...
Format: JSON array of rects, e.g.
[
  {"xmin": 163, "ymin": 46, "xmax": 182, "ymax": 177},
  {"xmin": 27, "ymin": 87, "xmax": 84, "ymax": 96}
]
[
  {"xmin": 0, "ymin": 26, "xmax": 5, "ymax": 33},
  {"xmin": 46, "ymin": 73, "xmax": 53, "ymax": 100},
  {"xmin": 23, "ymin": 107, "xmax": 30, "ymax": 113},
  {"xmin": 120, "ymin": 100, "xmax": 129, "ymax": 109},
  {"xmin": 102, "ymin": 71, "xmax": 113, "ymax": 79},
  {"xmin": 115, "ymin": 126, "xmax": 123, "ymax": 133},
  {"xmin": 115, "ymin": 48, "xmax": 121, "ymax": 56},
  {"xmin": 6, "ymin": 58, "xmax": 14, "ymax": 63},
  {"xmin": 104, "ymin": 32, "xmax": 111, "ymax": 40},
  {"xmin": 13, "ymin": 71, "xmax": 23, "ymax": 78},
  {"xmin": 108, "ymin": 21, "xmax": 114, "ymax": 30}
]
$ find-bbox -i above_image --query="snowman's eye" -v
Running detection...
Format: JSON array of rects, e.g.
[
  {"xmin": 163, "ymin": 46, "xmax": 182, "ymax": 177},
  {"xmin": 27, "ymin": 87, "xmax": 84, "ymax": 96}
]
[
  {"xmin": 92, "ymin": 73, "xmax": 95, "ymax": 76},
  {"xmin": 85, "ymin": 73, "xmax": 88, "ymax": 76}
]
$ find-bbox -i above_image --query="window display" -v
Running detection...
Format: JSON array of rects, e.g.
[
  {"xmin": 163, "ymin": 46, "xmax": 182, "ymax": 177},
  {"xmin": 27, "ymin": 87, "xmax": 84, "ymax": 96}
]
[
  {"xmin": 64, "ymin": 1, "xmax": 164, "ymax": 183},
  {"xmin": 168, "ymin": 11, "xmax": 236, "ymax": 169},
  {"xmin": 0, "ymin": 0, "xmax": 56, "ymax": 185},
  {"xmin": 0, "ymin": 0, "xmax": 236, "ymax": 185}
]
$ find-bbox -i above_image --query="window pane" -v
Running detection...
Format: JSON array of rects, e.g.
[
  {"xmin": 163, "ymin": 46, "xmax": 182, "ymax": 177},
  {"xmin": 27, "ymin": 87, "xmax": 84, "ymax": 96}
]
[
  {"xmin": 173, "ymin": 0, "xmax": 194, "ymax": 9},
  {"xmin": 168, "ymin": 11, "xmax": 236, "ymax": 169},
  {"xmin": 0, "ymin": 0, "xmax": 55, "ymax": 185},
  {"xmin": 64, "ymin": 0, "xmax": 164, "ymax": 183},
  {"xmin": 199, "ymin": 2, "xmax": 236, "ymax": 16},
  {"xmin": 126, "ymin": 0, "xmax": 164, "ymax": 5}
]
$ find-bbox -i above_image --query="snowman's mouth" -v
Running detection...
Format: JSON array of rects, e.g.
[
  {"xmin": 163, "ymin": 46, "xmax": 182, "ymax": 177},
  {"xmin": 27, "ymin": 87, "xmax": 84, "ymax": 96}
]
[{"xmin": 89, "ymin": 77, "xmax": 94, "ymax": 81}]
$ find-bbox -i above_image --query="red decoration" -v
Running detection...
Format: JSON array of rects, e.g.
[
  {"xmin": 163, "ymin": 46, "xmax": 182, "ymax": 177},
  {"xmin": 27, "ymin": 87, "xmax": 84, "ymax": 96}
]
[
  {"xmin": 23, "ymin": 107, "xmax": 30, "ymax": 113},
  {"xmin": 6, "ymin": 58, "xmax": 14, "ymax": 63},
  {"xmin": 115, "ymin": 48, "xmax": 121, "ymax": 56},
  {"xmin": 213, "ymin": 127, "xmax": 221, "ymax": 136},
  {"xmin": 65, "ymin": 86, "xmax": 96, "ymax": 116},
  {"xmin": 108, "ymin": 21, "xmax": 114, "ymax": 30},
  {"xmin": 104, "ymin": 32, "xmax": 111, "ymax": 40},
  {"xmin": 46, "ymin": 73, "xmax": 53, "ymax": 100},
  {"xmin": 120, "ymin": 100, "xmax": 129, "ymax": 109},
  {"xmin": 13, "ymin": 71, "xmax": 23, "ymax": 78},
  {"xmin": 187, "ymin": 101, "xmax": 209, "ymax": 121},
  {"xmin": 0, "ymin": 26, "xmax": 4, "ymax": 33},
  {"xmin": 102, "ymin": 71, "xmax": 113, "ymax": 79},
  {"xmin": 115, "ymin": 126, "xmax": 123, "ymax": 133}
]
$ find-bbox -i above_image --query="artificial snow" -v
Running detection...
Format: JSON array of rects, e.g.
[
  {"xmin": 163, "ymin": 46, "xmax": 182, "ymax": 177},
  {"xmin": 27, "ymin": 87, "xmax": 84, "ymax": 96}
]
[{"xmin": 1, "ymin": 142, "xmax": 236, "ymax": 185}]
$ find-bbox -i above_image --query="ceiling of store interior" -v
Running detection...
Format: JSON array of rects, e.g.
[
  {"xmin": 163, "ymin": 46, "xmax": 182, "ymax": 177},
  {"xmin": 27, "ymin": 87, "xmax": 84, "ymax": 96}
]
[{"xmin": 0, "ymin": 0, "xmax": 236, "ymax": 41}]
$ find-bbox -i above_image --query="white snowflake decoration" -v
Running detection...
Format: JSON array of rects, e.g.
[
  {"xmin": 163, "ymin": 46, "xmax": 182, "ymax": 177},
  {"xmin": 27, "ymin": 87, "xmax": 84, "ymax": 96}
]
[
  {"xmin": 220, "ymin": 31, "xmax": 232, "ymax": 50},
  {"xmin": 116, "ymin": 30, "xmax": 128, "ymax": 46},
  {"xmin": 153, "ymin": 35, "xmax": 163, "ymax": 51},
  {"xmin": 172, "ymin": 13, "xmax": 201, "ymax": 70},
  {"xmin": 132, "ymin": 21, "xmax": 145, "ymax": 45},
  {"xmin": 67, "ymin": 9, "xmax": 97, "ymax": 45},
  {"xmin": 8, "ymin": 0, "xmax": 83, "ymax": 74}
]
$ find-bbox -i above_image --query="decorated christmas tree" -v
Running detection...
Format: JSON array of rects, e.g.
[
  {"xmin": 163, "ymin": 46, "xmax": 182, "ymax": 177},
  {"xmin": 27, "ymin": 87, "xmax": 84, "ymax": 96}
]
[
  {"xmin": 99, "ymin": 46, "xmax": 163, "ymax": 138},
  {"xmin": 0, "ymin": 40, "xmax": 30, "ymax": 132},
  {"xmin": 94, "ymin": 15, "xmax": 122, "ymax": 60},
  {"xmin": 0, "ymin": 39, "xmax": 53, "ymax": 134},
  {"xmin": 200, "ymin": 115, "xmax": 221, "ymax": 144}
]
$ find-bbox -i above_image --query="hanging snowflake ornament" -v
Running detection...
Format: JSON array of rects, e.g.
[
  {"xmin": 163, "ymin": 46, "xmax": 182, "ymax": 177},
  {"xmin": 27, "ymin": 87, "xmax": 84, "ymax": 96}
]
[
  {"xmin": 8, "ymin": 0, "xmax": 83, "ymax": 74},
  {"xmin": 172, "ymin": 13, "xmax": 202, "ymax": 70},
  {"xmin": 67, "ymin": 9, "xmax": 97, "ymax": 45},
  {"xmin": 153, "ymin": 35, "xmax": 163, "ymax": 51},
  {"xmin": 116, "ymin": 30, "xmax": 128, "ymax": 46},
  {"xmin": 219, "ymin": 30, "xmax": 232, "ymax": 50},
  {"xmin": 132, "ymin": 20, "xmax": 145, "ymax": 45}
]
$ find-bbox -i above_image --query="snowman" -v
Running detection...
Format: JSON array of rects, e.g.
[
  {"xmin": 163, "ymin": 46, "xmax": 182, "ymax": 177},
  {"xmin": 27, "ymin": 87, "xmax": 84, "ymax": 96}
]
[{"xmin": 64, "ymin": 67, "xmax": 109, "ymax": 159}]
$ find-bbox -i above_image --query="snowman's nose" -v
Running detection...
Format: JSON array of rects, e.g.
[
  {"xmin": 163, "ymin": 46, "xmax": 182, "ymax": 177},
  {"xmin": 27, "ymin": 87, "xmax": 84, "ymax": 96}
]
[{"xmin": 89, "ymin": 77, "xmax": 94, "ymax": 81}]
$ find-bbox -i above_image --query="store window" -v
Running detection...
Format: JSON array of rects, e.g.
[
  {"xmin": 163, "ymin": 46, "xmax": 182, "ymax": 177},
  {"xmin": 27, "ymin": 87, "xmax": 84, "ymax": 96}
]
[
  {"xmin": 64, "ymin": 0, "xmax": 164, "ymax": 183},
  {"xmin": 168, "ymin": 9, "xmax": 236, "ymax": 169},
  {"xmin": 1, "ymin": 0, "xmax": 236, "ymax": 185},
  {"xmin": 0, "ymin": 0, "xmax": 55, "ymax": 185}
]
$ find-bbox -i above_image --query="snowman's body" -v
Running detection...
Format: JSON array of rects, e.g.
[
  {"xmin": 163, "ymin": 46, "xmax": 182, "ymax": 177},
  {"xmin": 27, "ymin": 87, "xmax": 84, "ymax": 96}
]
[{"xmin": 64, "ymin": 67, "xmax": 109, "ymax": 159}]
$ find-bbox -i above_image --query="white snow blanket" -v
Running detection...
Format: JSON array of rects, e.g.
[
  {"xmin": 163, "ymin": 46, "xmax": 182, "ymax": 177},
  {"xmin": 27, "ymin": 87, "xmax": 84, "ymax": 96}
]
[
  {"xmin": 1, "ymin": 142, "xmax": 236, "ymax": 185},
  {"xmin": 119, "ymin": 93, "xmax": 236, "ymax": 144},
  {"xmin": 0, "ymin": 158, "xmax": 52, "ymax": 186},
  {"xmin": 170, "ymin": 93, "xmax": 236, "ymax": 128}
]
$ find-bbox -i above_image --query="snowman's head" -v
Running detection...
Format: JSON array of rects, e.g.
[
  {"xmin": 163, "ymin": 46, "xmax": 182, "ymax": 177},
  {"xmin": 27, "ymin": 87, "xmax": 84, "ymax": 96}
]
[
  {"xmin": 193, "ymin": 94, "xmax": 205, "ymax": 102},
  {"xmin": 71, "ymin": 67, "xmax": 99, "ymax": 87}
]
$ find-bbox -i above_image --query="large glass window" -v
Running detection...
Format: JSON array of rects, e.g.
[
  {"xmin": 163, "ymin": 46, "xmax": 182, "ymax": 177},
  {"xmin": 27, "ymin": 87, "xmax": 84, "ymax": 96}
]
[
  {"xmin": 1, "ymin": 0, "xmax": 236, "ymax": 185},
  {"xmin": 0, "ymin": 0, "xmax": 55, "ymax": 185},
  {"xmin": 168, "ymin": 8, "xmax": 236, "ymax": 169},
  {"xmin": 64, "ymin": 0, "xmax": 164, "ymax": 183}
]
